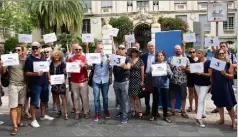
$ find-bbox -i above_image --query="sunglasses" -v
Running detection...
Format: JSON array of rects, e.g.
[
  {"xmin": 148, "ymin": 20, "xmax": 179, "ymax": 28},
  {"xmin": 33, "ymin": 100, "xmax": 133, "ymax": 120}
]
[
  {"xmin": 218, "ymin": 52, "xmax": 225, "ymax": 55},
  {"xmin": 75, "ymin": 49, "xmax": 82, "ymax": 51},
  {"xmin": 220, "ymin": 46, "xmax": 226, "ymax": 48},
  {"xmin": 119, "ymin": 48, "xmax": 125, "ymax": 50},
  {"xmin": 189, "ymin": 51, "xmax": 195, "ymax": 54},
  {"xmin": 32, "ymin": 47, "xmax": 39, "ymax": 50},
  {"xmin": 44, "ymin": 51, "xmax": 49, "ymax": 54},
  {"xmin": 15, "ymin": 49, "xmax": 21, "ymax": 52}
]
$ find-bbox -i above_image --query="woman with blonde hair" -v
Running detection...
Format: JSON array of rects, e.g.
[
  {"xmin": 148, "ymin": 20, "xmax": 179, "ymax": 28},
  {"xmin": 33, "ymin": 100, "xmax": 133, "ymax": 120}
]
[{"xmin": 49, "ymin": 50, "xmax": 68, "ymax": 120}]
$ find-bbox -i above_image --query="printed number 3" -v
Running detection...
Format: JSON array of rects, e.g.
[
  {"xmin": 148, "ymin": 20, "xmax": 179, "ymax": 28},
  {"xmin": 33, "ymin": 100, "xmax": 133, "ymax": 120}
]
[{"xmin": 116, "ymin": 58, "xmax": 121, "ymax": 64}]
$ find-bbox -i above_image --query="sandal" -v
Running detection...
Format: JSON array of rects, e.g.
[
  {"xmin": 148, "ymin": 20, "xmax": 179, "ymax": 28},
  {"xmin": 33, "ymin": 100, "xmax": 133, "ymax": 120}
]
[
  {"xmin": 10, "ymin": 127, "xmax": 18, "ymax": 136},
  {"xmin": 138, "ymin": 112, "xmax": 143, "ymax": 119},
  {"xmin": 187, "ymin": 107, "xmax": 192, "ymax": 112},
  {"xmin": 64, "ymin": 113, "xmax": 69, "ymax": 120},
  {"xmin": 232, "ymin": 124, "xmax": 237, "ymax": 130},
  {"xmin": 216, "ymin": 119, "xmax": 224, "ymax": 124},
  {"xmin": 71, "ymin": 108, "xmax": 75, "ymax": 113},
  {"xmin": 74, "ymin": 113, "xmax": 80, "ymax": 120},
  {"xmin": 181, "ymin": 111, "xmax": 189, "ymax": 119},
  {"xmin": 155, "ymin": 112, "xmax": 160, "ymax": 118},
  {"xmin": 84, "ymin": 113, "xmax": 90, "ymax": 119},
  {"xmin": 149, "ymin": 116, "xmax": 156, "ymax": 121},
  {"xmin": 168, "ymin": 111, "xmax": 175, "ymax": 116},
  {"xmin": 17, "ymin": 123, "xmax": 28, "ymax": 127},
  {"xmin": 56, "ymin": 111, "xmax": 62, "ymax": 118},
  {"xmin": 131, "ymin": 111, "xmax": 136, "ymax": 118}
]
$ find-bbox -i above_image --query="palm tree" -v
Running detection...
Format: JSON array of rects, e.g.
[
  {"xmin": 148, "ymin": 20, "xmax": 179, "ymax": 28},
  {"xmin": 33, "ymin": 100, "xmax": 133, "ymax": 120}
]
[{"xmin": 27, "ymin": 0, "xmax": 86, "ymax": 34}]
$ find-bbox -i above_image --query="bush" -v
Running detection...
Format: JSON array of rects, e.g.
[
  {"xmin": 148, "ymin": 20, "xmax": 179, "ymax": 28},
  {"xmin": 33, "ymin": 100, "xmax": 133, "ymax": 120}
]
[
  {"xmin": 158, "ymin": 17, "xmax": 188, "ymax": 33},
  {"xmin": 4, "ymin": 37, "xmax": 18, "ymax": 53}
]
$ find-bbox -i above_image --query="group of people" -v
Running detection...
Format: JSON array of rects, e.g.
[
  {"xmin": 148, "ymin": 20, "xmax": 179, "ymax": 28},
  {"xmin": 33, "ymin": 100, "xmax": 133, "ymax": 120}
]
[{"xmin": 0, "ymin": 40, "xmax": 237, "ymax": 136}]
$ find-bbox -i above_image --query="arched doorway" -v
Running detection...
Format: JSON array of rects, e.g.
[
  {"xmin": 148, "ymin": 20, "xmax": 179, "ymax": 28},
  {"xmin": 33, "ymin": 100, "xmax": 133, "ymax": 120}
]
[{"xmin": 134, "ymin": 23, "xmax": 151, "ymax": 50}]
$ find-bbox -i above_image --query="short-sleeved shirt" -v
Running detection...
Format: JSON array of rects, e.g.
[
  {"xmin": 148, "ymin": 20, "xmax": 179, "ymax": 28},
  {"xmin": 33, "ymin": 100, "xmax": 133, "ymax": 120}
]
[
  {"xmin": 68, "ymin": 55, "xmax": 88, "ymax": 83},
  {"xmin": 168, "ymin": 55, "xmax": 190, "ymax": 85},
  {"xmin": 93, "ymin": 55, "xmax": 110, "ymax": 84},
  {"xmin": 113, "ymin": 56, "xmax": 131, "ymax": 82},
  {"xmin": 8, "ymin": 57, "xmax": 26, "ymax": 86},
  {"xmin": 24, "ymin": 55, "xmax": 48, "ymax": 86},
  {"xmin": 194, "ymin": 60, "xmax": 211, "ymax": 86}
]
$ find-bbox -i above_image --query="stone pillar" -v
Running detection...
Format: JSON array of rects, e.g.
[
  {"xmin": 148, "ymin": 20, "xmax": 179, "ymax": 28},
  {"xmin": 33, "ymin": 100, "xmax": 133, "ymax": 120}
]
[{"xmin": 151, "ymin": 17, "xmax": 161, "ymax": 45}]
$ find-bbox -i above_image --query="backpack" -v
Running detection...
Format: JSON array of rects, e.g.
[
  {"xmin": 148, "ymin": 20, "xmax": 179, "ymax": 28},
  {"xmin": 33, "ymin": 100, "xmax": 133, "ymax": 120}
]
[{"xmin": 1, "ymin": 66, "xmax": 11, "ymax": 87}]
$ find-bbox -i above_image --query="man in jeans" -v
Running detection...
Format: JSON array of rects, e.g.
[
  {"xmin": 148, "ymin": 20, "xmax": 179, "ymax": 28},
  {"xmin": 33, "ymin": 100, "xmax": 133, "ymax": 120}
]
[
  {"xmin": 92, "ymin": 44, "xmax": 111, "ymax": 121},
  {"xmin": 113, "ymin": 45, "xmax": 131, "ymax": 124},
  {"xmin": 25, "ymin": 42, "xmax": 54, "ymax": 128}
]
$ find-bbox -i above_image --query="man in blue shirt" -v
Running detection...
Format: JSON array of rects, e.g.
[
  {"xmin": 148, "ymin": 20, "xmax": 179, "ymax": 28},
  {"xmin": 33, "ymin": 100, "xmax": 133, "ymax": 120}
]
[{"xmin": 24, "ymin": 42, "xmax": 54, "ymax": 128}]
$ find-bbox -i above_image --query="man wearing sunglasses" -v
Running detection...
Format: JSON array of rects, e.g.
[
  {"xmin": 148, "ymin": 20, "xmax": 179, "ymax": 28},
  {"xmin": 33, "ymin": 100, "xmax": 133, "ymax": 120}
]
[
  {"xmin": 24, "ymin": 41, "xmax": 54, "ymax": 128},
  {"xmin": 66, "ymin": 45, "xmax": 89, "ymax": 120}
]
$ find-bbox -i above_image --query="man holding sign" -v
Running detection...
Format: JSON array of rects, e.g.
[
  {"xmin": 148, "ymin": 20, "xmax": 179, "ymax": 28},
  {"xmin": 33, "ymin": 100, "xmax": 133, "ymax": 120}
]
[
  {"xmin": 167, "ymin": 45, "xmax": 190, "ymax": 118},
  {"xmin": 24, "ymin": 42, "xmax": 54, "ymax": 128}
]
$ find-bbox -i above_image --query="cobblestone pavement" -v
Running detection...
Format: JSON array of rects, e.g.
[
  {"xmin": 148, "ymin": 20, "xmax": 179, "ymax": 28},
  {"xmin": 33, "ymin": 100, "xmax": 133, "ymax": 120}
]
[{"xmin": 0, "ymin": 86, "xmax": 237, "ymax": 136}]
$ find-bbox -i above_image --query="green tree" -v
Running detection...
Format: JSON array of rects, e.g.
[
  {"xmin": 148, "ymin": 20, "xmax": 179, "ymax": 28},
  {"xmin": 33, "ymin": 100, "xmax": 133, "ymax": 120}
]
[
  {"xmin": 109, "ymin": 16, "xmax": 133, "ymax": 46},
  {"xmin": 27, "ymin": 0, "xmax": 86, "ymax": 34},
  {"xmin": 158, "ymin": 17, "xmax": 188, "ymax": 33},
  {"xmin": 4, "ymin": 37, "xmax": 18, "ymax": 53}
]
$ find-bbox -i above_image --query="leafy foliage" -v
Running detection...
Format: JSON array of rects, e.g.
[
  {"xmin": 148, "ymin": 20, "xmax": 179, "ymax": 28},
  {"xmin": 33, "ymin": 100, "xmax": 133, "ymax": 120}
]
[
  {"xmin": 109, "ymin": 16, "xmax": 133, "ymax": 46},
  {"xmin": 158, "ymin": 17, "xmax": 188, "ymax": 33},
  {"xmin": 4, "ymin": 37, "xmax": 18, "ymax": 53}
]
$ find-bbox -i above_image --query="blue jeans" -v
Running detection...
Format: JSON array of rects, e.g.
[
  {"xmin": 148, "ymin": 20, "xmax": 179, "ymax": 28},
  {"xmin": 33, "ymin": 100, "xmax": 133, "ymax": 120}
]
[{"xmin": 92, "ymin": 82, "xmax": 109, "ymax": 113}]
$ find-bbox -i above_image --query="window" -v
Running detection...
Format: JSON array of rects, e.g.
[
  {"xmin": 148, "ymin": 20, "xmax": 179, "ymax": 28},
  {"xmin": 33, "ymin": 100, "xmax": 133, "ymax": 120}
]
[
  {"xmin": 137, "ymin": 0, "xmax": 149, "ymax": 8},
  {"xmin": 153, "ymin": 0, "xmax": 159, "ymax": 5},
  {"xmin": 176, "ymin": 15, "xmax": 187, "ymax": 23},
  {"xmin": 199, "ymin": 14, "xmax": 211, "ymax": 31},
  {"xmin": 197, "ymin": 0, "xmax": 208, "ymax": 3},
  {"xmin": 82, "ymin": 19, "xmax": 91, "ymax": 33},
  {"xmin": 127, "ymin": 1, "xmax": 133, "ymax": 6},
  {"xmin": 223, "ymin": 15, "xmax": 234, "ymax": 30},
  {"xmin": 85, "ymin": 1, "xmax": 92, "ymax": 9},
  {"xmin": 101, "ymin": 1, "xmax": 112, "ymax": 8},
  {"xmin": 174, "ymin": 1, "xmax": 186, "ymax": 4}
]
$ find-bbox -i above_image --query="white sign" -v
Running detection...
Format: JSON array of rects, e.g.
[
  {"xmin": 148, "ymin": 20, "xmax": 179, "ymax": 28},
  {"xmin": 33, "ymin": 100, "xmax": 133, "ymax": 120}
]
[
  {"xmin": 66, "ymin": 62, "xmax": 81, "ymax": 73},
  {"xmin": 207, "ymin": 2, "xmax": 228, "ymax": 22},
  {"xmin": 109, "ymin": 54, "xmax": 126, "ymax": 66},
  {"xmin": 125, "ymin": 34, "xmax": 135, "ymax": 43},
  {"xmin": 183, "ymin": 33, "xmax": 196, "ymax": 43},
  {"xmin": 18, "ymin": 34, "xmax": 32, "ymax": 43},
  {"xmin": 151, "ymin": 63, "xmax": 167, "ymax": 76},
  {"xmin": 109, "ymin": 28, "xmax": 119, "ymax": 37},
  {"xmin": 102, "ymin": 40, "xmax": 112, "ymax": 44},
  {"xmin": 43, "ymin": 33, "xmax": 57, "ymax": 43},
  {"xmin": 86, "ymin": 53, "xmax": 101, "ymax": 64},
  {"xmin": 171, "ymin": 57, "xmax": 187, "ymax": 67},
  {"xmin": 33, "ymin": 61, "xmax": 49, "ymax": 72},
  {"xmin": 50, "ymin": 74, "xmax": 65, "ymax": 85},
  {"xmin": 190, "ymin": 63, "xmax": 204, "ymax": 73},
  {"xmin": 1, "ymin": 53, "xmax": 19, "ymax": 66},
  {"xmin": 204, "ymin": 37, "xmax": 220, "ymax": 47},
  {"xmin": 82, "ymin": 34, "xmax": 94, "ymax": 43},
  {"xmin": 210, "ymin": 57, "xmax": 226, "ymax": 71}
]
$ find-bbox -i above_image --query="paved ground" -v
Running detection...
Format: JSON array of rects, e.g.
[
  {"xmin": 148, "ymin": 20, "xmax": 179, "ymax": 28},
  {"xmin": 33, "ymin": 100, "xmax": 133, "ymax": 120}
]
[{"xmin": 0, "ymin": 85, "xmax": 237, "ymax": 136}]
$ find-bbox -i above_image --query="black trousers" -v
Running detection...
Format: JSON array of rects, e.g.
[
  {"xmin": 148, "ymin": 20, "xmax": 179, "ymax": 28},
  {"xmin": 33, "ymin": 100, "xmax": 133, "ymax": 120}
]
[{"xmin": 152, "ymin": 87, "xmax": 168, "ymax": 117}]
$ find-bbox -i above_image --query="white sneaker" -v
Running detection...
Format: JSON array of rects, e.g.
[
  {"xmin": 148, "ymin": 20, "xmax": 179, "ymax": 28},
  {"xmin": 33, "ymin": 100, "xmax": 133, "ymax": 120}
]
[
  {"xmin": 196, "ymin": 119, "xmax": 205, "ymax": 128},
  {"xmin": 40, "ymin": 115, "xmax": 54, "ymax": 121},
  {"xmin": 31, "ymin": 120, "xmax": 40, "ymax": 128},
  {"xmin": 0, "ymin": 121, "xmax": 4, "ymax": 125}
]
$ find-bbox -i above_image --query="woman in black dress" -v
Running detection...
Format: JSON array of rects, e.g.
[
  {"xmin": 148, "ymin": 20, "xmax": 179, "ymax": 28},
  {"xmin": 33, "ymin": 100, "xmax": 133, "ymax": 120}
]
[{"xmin": 50, "ymin": 50, "xmax": 68, "ymax": 120}]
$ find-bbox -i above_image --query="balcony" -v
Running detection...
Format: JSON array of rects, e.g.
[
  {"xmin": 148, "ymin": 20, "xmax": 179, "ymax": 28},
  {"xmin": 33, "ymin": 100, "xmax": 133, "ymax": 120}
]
[
  {"xmin": 83, "ymin": 8, "xmax": 93, "ymax": 15},
  {"xmin": 198, "ymin": 3, "xmax": 207, "ymax": 10},
  {"xmin": 101, "ymin": 7, "xmax": 112, "ymax": 13},
  {"xmin": 174, "ymin": 4, "xmax": 187, "ymax": 11}
]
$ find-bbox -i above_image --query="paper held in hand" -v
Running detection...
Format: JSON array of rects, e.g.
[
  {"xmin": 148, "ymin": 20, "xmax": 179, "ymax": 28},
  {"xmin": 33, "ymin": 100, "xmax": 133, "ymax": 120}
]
[
  {"xmin": 50, "ymin": 74, "xmax": 65, "ymax": 85},
  {"xmin": 82, "ymin": 34, "xmax": 94, "ymax": 43},
  {"xmin": 204, "ymin": 37, "xmax": 220, "ymax": 47},
  {"xmin": 66, "ymin": 62, "xmax": 81, "ymax": 73},
  {"xmin": 190, "ymin": 63, "xmax": 204, "ymax": 73},
  {"xmin": 210, "ymin": 57, "xmax": 226, "ymax": 71},
  {"xmin": 183, "ymin": 33, "xmax": 196, "ymax": 43},
  {"xmin": 109, "ymin": 28, "xmax": 119, "ymax": 37},
  {"xmin": 109, "ymin": 54, "xmax": 126, "ymax": 66},
  {"xmin": 43, "ymin": 33, "xmax": 57, "ymax": 43},
  {"xmin": 86, "ymin": 53, "xmax": 101, "ymax": 64},
  {"xmin": 33, "ymin": 61, "xmax": 49, "ymax": 72},
  {"xmin": 18, "ymin": 34, "xmax": 32, "ymax": 43},
  {"xmin": 171, "ymin": 57, "xmax": 187, "ymax": 67},
  {"xmin": 1, "ymin": 53, "xmax": 19, "ymax": 66},
  {"xmin": 125, "ymin": 34, "xmax": 135, "ymax": 43},
  {"xmin": 151, "ymin": 63, "xmax": 167, "ymax": 76}
]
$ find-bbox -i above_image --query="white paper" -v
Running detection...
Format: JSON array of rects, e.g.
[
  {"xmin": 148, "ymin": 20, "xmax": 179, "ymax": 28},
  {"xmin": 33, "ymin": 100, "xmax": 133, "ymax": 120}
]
[
  {"xmin": 82, "ymin": 34, "xmax": 94, "ymax": 43},
  {"xmin": 125, "ymin": 34, "xmax": 135, "ymax": 43},
  {"xmin": 43, "ymin": 33, "xmax": 57, "ymax": 43},
  {"xmin": 1, "ymin": 53, "xmax": 19, "ymax": 66},
  {"xmin": 66, "ymin": 62, "xmax": 81, "ymax": 73},
  {"xmin": 109, "ymin": 54, "xmax": 126, "ymax": 66},
  {"xmin": 18, "ymin": 34, "xmax": 32, "ymax": 43},
  {"xmin": 190, "ymin": 63, "xmax": 204, "ymax": 73},
  {"xmin": 183, "ymin": 33, "xmax": 196, "ymax": 43},
  {"xmin": 109, "ymin": 28, "xmax": 119, "ymax": 37},
  {"xmin": 207, "ymin": 2, "xmax": 228, "ymax": 22},
  {"xmin": 33, "ymin": 61, "xmax": 49, "ymax": 72},
  {"xmin": 171, "ymin": 57, "xmax": 187, "ymax": 67},
  {"xmin": 86, "ymin": 53, "xmax": 101, "ymax": 64},
  {"xmin": 204, "ymin": 37, "xmax": 220, "ymax": 47},
  {"xmin": 102, "ymin": 39, "xmax": 112, "ymax": 44},
  {"xmin": 210, "ymin": 57, "xmax": 226, "ymax": 71},
  {"xmin": 193, "ymin": 34, "xmax": 201, "ymax": 47},
  {"xmin": 151, "ymin": 63, "xmax": 167, "ymax": 76},
  {"xmin": 50, "ymin": 74, "xmax": 65, "ymax": 85}
]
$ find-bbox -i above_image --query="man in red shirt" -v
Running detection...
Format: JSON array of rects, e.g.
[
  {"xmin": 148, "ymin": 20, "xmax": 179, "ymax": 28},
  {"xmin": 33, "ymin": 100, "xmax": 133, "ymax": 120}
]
[{"xmin": 66, "ymin": 45, "xmax": 89, "ymax": 119}]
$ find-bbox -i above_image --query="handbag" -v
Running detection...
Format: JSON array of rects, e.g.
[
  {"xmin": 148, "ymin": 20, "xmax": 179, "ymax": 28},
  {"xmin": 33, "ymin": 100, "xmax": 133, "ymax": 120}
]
[
  {"xmin": 1, "ymin": 67, "xmax": 11, "ymax": 87},
  {"xmin": 88, "ymin": 65, "xmax": 95, "ymax": 87}
]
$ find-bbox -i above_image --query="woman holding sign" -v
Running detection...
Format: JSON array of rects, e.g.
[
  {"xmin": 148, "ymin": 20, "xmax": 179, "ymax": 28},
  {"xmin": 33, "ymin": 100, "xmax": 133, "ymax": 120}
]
[
  {"xmin": 128, "ymin": 48, "xmax": 144, "ymax": 119},
  {"xmin": 49, "ymin": 50, "xmax": 68, "ymax": 120},
  {"xmin": 211, "ymin": 49, "xmax": 237, "ymax": 130},
  {"xmin": 149, "ymin": 51, "xmax": 172, "ymax": 123}
]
